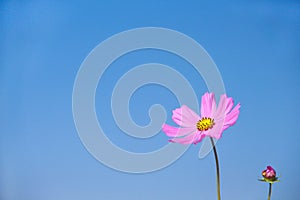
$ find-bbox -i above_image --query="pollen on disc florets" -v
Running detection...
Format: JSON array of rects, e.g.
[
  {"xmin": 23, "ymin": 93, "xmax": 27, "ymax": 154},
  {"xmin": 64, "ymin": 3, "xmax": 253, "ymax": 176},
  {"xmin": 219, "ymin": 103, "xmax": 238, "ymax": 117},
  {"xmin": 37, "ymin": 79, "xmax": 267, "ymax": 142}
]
[{"xmin": 196, "ymin": 117, "xmax": 215, "ymax": 131}]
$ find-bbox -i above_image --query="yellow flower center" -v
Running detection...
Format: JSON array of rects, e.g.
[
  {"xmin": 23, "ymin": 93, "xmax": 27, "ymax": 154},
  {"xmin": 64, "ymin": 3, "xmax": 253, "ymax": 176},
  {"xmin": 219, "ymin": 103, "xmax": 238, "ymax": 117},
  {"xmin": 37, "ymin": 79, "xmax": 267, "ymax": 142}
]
[{"xmin": 196, "ymin": 117, "xmax": 215, "ymax": 131}]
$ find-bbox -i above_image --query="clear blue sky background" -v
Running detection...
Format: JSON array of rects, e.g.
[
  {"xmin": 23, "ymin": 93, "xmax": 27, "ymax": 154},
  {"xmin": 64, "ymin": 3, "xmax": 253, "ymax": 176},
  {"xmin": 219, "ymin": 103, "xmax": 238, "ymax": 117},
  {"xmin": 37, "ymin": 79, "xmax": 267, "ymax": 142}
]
[{"xmin": 0, "ymin": 0, "xmax": 299, "ymax": 200}]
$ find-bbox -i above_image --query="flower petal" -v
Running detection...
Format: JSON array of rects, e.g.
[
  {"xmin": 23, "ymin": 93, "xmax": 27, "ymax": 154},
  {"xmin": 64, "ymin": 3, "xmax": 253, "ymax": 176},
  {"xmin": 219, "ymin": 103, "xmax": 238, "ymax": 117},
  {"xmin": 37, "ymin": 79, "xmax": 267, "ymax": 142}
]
[
  {"xmin": 224, "ymin": 103, "xmax": 240, "ymax": 125},
  {"xmin": 162, "ymin": 124, "xmax": 196, "ymax": 137},
  {"xmin": 225, "ymin": 97, "xmax": 234, "ymax": 114},
  {"xmin": 169, "ymin": 133, "xmax": 197, "ymax": 144},
  {"xmin": 172, "ymin": 105, "xmax": 200, "ymax": 127},
  {"xmin": 193, "ymin": 131, "xmax": 207, "ymax": 144},
  {"xmin": 201, "ymin": 92, "xmax": 216, "ymax": 117},
  {"xmin": 213, "ymin": 95, "xmax": 236, "ymax": 120},
  {"xmin": 222, "ymin": 103, "xmax": 240, "ymax": 132},
  {"xmin": 213, "ymin": 94, "xmax": 228, "ymax": 120},
  {"xmin": 205, "ymin": 121, "xmax": 224, "ymax": 139}
]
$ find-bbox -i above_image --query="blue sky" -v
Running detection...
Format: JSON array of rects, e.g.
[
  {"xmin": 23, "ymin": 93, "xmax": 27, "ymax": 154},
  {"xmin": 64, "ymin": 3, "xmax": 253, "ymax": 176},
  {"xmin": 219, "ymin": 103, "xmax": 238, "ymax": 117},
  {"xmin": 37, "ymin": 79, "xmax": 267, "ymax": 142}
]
[{"xmin": 0, "ymin": 0, "xmax": 299, "ymax": 200}]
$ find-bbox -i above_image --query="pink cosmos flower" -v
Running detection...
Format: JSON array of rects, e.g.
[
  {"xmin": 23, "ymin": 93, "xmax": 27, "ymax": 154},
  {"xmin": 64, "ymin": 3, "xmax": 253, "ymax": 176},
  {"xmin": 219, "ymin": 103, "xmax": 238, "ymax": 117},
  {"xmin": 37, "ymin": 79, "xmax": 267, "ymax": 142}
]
[{"xmin": 162, "ymin": 92, "xmax": 240, "ymax": 144}]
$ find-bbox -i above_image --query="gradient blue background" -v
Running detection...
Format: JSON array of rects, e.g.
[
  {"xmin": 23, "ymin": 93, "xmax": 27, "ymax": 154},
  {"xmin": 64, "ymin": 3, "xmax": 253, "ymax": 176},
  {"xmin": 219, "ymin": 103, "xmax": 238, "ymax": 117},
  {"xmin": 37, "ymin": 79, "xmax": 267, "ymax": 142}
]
[{"xmin": 1, "ymin": 0, "xmax": 299, "ymax": 199}]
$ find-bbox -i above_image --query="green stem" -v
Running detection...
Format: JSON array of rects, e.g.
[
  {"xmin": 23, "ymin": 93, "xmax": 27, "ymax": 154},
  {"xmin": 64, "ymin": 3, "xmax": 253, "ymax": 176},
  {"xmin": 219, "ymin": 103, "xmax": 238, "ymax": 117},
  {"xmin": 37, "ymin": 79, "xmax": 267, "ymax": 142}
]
[
  {"xmin": 268, "ymin": 183, "xmax": 272, "ymax": 200},
  {"xmin": 210, "ymin": 137, "xmax": 221, "ymax": 200}
]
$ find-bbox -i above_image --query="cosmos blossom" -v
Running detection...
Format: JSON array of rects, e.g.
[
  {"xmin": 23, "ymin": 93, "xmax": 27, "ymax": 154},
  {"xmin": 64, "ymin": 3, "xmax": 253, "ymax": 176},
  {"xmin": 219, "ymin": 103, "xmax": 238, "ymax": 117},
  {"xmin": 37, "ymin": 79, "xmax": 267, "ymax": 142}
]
[{"xmin": 162, "ymin": 92, "xmax": 241, "ymax": 144}]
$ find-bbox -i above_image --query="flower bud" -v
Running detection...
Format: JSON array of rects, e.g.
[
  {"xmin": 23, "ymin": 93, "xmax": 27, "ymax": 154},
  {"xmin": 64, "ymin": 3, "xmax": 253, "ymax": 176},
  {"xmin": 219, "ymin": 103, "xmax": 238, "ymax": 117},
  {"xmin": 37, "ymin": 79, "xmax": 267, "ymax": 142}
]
[{"xmin": 262, "ymin": 166, "xmax": 276, "ymax": 181}]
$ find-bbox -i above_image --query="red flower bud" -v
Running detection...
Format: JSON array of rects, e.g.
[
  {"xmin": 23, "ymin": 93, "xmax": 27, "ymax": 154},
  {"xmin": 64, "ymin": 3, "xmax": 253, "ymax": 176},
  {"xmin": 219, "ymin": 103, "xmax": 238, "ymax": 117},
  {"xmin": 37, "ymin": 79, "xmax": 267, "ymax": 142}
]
[{"xmin": 262, "ymin": 166, "xmax": 276, "ymax": 181}]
